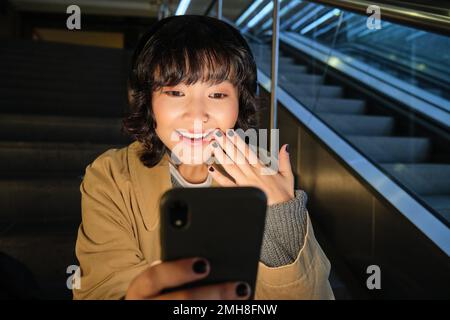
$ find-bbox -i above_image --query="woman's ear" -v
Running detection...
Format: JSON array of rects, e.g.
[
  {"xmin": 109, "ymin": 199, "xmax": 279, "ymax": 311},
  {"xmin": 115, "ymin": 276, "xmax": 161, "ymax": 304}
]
[{"xmin": 127, "ymin": 87, "xmax": 135, "ymax": 106}]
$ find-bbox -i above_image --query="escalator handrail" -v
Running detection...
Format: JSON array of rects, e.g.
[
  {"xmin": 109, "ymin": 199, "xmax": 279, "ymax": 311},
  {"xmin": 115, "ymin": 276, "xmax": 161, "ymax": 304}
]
[
  {"xmin": 282, "ymin": 32, "xmax": 450, "ymax": 122},
  {"xmin": 309, "ymin": 0, "xmax": 450, "ymax": 36}
]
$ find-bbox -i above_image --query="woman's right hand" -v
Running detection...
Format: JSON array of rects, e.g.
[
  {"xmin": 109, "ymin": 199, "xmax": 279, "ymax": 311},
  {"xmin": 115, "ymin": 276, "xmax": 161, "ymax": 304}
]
[{"xmin": 125, "ymin": 257, "xmax": 251, "ymax": 300}]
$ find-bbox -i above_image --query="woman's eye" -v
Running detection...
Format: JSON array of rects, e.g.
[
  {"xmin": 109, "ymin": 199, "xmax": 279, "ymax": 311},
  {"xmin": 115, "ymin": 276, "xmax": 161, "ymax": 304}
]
[
  {"xmin": 165, "ymin": 91, "xmax": 184, "ymax": 97},
  {"xmin": 210, "ymin": 93, "xmax": 228, "ymax": 99}
]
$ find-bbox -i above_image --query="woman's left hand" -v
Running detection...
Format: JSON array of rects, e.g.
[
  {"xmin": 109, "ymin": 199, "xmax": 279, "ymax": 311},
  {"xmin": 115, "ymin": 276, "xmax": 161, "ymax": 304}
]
[{"xmin": 208, "ymin": 129, "xmax": 295, "ymax": 206}]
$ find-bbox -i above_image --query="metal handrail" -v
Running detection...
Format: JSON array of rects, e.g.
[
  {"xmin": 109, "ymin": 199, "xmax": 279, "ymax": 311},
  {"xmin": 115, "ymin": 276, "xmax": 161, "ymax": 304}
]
[
  {"xmin": 203, "ymin": 0, "xmax": 222, "ymax": 19},
  {"xmin": 310, "ymin": 0, "xmax": 450, "ymax": 35},
  {"xmin": 203, "ymin": 0, "xmax": 217, "ymax": 16}
]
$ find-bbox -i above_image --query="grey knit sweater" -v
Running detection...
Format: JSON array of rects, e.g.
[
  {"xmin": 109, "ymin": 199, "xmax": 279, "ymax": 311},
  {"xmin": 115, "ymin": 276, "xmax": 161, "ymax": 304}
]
[{"xmin": 170, "ymin": 174, "xmax": 308, "ymax": 267}]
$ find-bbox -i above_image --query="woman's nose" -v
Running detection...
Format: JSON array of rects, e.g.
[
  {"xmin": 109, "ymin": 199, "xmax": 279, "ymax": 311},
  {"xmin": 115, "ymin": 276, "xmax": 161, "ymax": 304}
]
[{"xmin": 183, "ymin": 103, "xmax": 209, "ymax": 122}]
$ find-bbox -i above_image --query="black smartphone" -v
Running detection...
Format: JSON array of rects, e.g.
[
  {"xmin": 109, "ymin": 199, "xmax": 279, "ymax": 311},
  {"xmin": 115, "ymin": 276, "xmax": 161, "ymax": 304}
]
[{"xmin": 159, "ymin": 187, "xmax": 267, "ymax": 299}]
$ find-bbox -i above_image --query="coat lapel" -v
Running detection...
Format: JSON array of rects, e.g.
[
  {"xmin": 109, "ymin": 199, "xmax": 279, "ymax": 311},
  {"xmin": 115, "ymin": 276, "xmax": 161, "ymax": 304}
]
[{"xmin": 128, "ymin": 141, "xmax": 172, "ymax": 231}]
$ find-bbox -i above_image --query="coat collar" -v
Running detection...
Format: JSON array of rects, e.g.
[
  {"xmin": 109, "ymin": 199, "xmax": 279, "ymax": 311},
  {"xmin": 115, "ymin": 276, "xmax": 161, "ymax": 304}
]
[{"xmin": 127, "ymin": 141, "xmax": 220, "ymax": 231}]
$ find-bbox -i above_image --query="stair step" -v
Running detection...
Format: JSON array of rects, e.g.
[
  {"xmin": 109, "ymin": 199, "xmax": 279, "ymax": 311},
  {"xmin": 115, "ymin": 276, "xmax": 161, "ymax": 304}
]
[
  {"xmin": 283, "ymin": 82, "xmax": 343, "ymax": 98},
  {"xmin": 1, "ymin": 40, "xmax": 130, "ymax": 60},
  {"xmin": 346, "ymin": 136, "xmax": 431, "ymax": 163},
  {"xmin": 0, "ymin": 142, "xmax": 121, "ymax": 176},
  {"xmin": 299, "ymin": 98, "xmax": 366, "ymax": 114},
  {"xmin": 381, "ymin": 163, "xmax": 450, "ymax": 195},
  {"xmin": 258, "ymin": 61, "xmax": 308, "ymax": 73},
  {"xmin": 421, "ymin": 195, "xmax": 450, "ymax": 223},
  {"xmin": 0, "ymin": 86, "xmax": 127, "ymax": 105},
  {"xmin": 0, "ymin": 66, "xmax": 126, "ymax": 81},
  {"xmin": 0, "ymin": 102, "xmax": 126, "ymax": 117},
  {"xmin": 0, "ymin": 97, "xmax": 127, "ymax": 113},
  {"xmin": 0, "ymin": 52, "xmax": 127, "ymax": 66},
  {"xmin": 0, "ymin": 71, "xmax": 126, "ymax": 87},
  {"xmin": 318, "ymin": 114, "xmax": 394, "ymax": 136},
  {"xmin": 255, "ymin": 55, "xmax": 294, "ymax": 64},
  {"xmin": 1, "ymin": 222, "xmax": 79, "ymax": 299},
  {"xmin": 0, "ymin": 114, "xmax": 127, "ymax": 143},
  {"xmin": 0, "ymin": 58, "xmax": 128, "ymax": 72},
  {"xmin": 280, "ymin": 73, "xmax": 323, "ymax": 84},
  {"xmin": 0, "ymin": 178, "xmax": 82, "ymax": 223},
  {"xmin": 0, "ymin": 81, "xmax": 126, "ymax": 95}
]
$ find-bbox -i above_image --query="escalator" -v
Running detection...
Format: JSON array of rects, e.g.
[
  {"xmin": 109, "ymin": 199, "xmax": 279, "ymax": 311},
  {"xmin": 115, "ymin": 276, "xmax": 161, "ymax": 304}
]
[
  {"xmin": 231, "ymin": 0, "xmax": 450, "ymax": 299},
  {"xmin": 248, "ymin": 39, "xmax": 450, "ymax": 225},
  {"xmin": 0, "ymin": 39, "xmax": 132, "ymax": 299}
]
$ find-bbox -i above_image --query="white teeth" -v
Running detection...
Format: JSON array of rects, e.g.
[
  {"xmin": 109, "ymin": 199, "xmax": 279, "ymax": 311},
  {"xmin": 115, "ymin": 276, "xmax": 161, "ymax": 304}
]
[{"xmin": 178, "ymin": 130, "xmax": 212, "ymax": 139}]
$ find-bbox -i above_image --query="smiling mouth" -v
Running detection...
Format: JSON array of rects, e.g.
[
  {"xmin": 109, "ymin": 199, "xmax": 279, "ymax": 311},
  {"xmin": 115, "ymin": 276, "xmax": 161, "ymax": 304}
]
[{"xmin": 176, "ymin": 129, "xmax": 215, "ymax": 143}]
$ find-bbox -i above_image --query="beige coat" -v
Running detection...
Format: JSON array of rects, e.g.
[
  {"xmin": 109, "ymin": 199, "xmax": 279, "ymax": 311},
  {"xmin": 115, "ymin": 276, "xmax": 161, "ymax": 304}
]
[{"xmin": 73, "ymin": 141, "xmax": 334, "ymax": 300}]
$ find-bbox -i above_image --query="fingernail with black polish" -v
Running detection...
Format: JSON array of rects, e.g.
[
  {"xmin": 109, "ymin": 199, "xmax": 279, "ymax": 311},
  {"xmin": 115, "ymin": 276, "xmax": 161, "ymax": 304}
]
[
  {"xmin": 227, "ymin": 130, "xmax": 234, "ymax": 137},
  {"xmin": 193, "ymin": 259, "xmax": 208, "ymax": 274},
  {"xmin": 236, "ymin": 282, "xmax": 250, "ymax": 297},
  {"xmin": 215, "ymin": 131, "xmax": 222, "ymax": 137},
  {"xmin": 286, "ymin": 144, "xmax": 290, "ymax": 153},
  {"xmin": 212, "ymin": 141, "xmax": 218, "ymax": 148}
]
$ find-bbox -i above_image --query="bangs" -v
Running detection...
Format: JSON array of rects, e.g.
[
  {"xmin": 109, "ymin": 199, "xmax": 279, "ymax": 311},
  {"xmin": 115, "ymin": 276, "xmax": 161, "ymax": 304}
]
[
  {"xmin": 137, "ymin": 17, "xmax": 253, "ymax": 92},
  {"xmin": 150, "ymin": 46, "xmax": 244, "ymax": 92}
]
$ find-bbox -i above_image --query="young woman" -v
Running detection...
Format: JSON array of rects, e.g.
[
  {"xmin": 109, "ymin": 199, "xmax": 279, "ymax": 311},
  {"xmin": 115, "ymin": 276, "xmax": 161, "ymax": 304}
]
[{"xmin": 73, "ymin": 15, "xmax": 334, "ymax": 300}]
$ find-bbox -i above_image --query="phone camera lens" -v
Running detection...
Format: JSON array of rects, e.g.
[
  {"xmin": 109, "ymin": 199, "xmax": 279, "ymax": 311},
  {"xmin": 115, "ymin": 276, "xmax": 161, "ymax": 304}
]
[{"xmin": 168, "ymin": 200, "xmax": 189, "ymax": 229}]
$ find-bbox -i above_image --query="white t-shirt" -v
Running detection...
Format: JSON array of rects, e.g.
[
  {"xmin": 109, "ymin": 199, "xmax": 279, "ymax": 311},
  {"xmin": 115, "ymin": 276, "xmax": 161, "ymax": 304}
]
[{"xmin": 169, "ymin": 162, "xmax": 212, "ymax": 188}]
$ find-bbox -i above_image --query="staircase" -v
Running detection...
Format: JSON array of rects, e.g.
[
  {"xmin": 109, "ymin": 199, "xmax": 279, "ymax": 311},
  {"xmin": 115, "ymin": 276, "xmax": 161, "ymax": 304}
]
[{"xmin": 0, "ymin": 39, "xmax": 131, "ymax": 299}]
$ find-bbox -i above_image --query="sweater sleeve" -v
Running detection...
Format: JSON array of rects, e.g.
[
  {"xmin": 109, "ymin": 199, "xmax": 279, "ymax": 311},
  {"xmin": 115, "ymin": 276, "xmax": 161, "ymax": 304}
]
[{"xmin": 260, "ymin": 190, "xmax": 308, "ymax": 267}]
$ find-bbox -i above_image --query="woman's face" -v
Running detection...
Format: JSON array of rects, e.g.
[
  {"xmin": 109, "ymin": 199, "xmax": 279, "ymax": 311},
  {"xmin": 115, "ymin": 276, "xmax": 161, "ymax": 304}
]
[{"xmin": 152, "ymin": 80, "xmax": 239, "ymax": 164}]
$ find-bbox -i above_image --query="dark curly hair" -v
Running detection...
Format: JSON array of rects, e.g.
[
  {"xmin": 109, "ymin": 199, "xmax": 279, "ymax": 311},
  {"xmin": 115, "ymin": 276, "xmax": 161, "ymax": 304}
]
[{"xmin": 122, "ymin": 15, "xmax": 261, "ymax": 167}]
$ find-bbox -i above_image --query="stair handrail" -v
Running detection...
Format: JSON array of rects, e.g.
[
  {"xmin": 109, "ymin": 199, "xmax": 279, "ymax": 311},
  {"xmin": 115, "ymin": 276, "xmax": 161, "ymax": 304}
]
[{"xmin": 309, "ymin": 0, "xmax": 450, "ymax": 35}]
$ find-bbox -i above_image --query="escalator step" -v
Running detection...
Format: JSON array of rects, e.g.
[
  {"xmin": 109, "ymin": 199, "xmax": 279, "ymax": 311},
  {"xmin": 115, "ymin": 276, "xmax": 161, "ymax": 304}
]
[
  {"xmin": 0, "ymin": 58, "xmax": 127, "ymax": 73},
  {"xmin": 280, "ymin": 73, "xmax": 323, "ymax": 84},
  {"xmin": 258, "ymin": 61, "xmax": 308, "ymax": 73},
  {"xmin": 381, "ymin": 163, "xmax": 450, "ymax": 195},
  {"xmin": 0, "ymin": 69, "xmax": 126, "ymax": 88},
  {"xmin": 346, "ymin": 136, "xmax": 430, "ymax": 163},
  {"xmin": 1, "ymin": 41, "xmax": 129, "ymax": 61},
  {"xmin": 0, "ymin": 39, "xmax": 129, "ymax": 300},
  {"xmin": 0, "ymin": 114, "xmax": 127, "ymax": 144},
  {"xmin": 0, "ymin": 53, "xmax": 127, "ymax": 68},
  {"xmin": 421, "ymin": 195, "xmax": 450, "ymax": 222},
  {"xmin": 299, "ymin": 98, "xmax": 366, "ymax": 114},
  {"xmin": 0, "ymin": 142, "xmax": 120, "ymax": 176},
  {"xmin": 318, "ymin": 114, "xmax": 394, "ymax": 136},
  {"xmin": 282, "ymin": 81, "xmax": 343, "ymax": 98},
  {"xmin": 0, "ymin": 178, "xmax": 82, "ymax": 224},
  {"xmin": 0, "ymin": 78, "xmax": 127, "ymax": 96},
  {"xmin": 1, "ymin": 222, "xmax": 79, "ymax": 300},
  {"xmin": 254, "ymin": 55, "xmax": 294, "ymax": 64},
  {"xmin": 0, "ymin": 86, "xmax": 126, "ymax": 104},
  {"xmin": 0, "ymin": 100, "xmax": 126, "ymax": 117}
]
